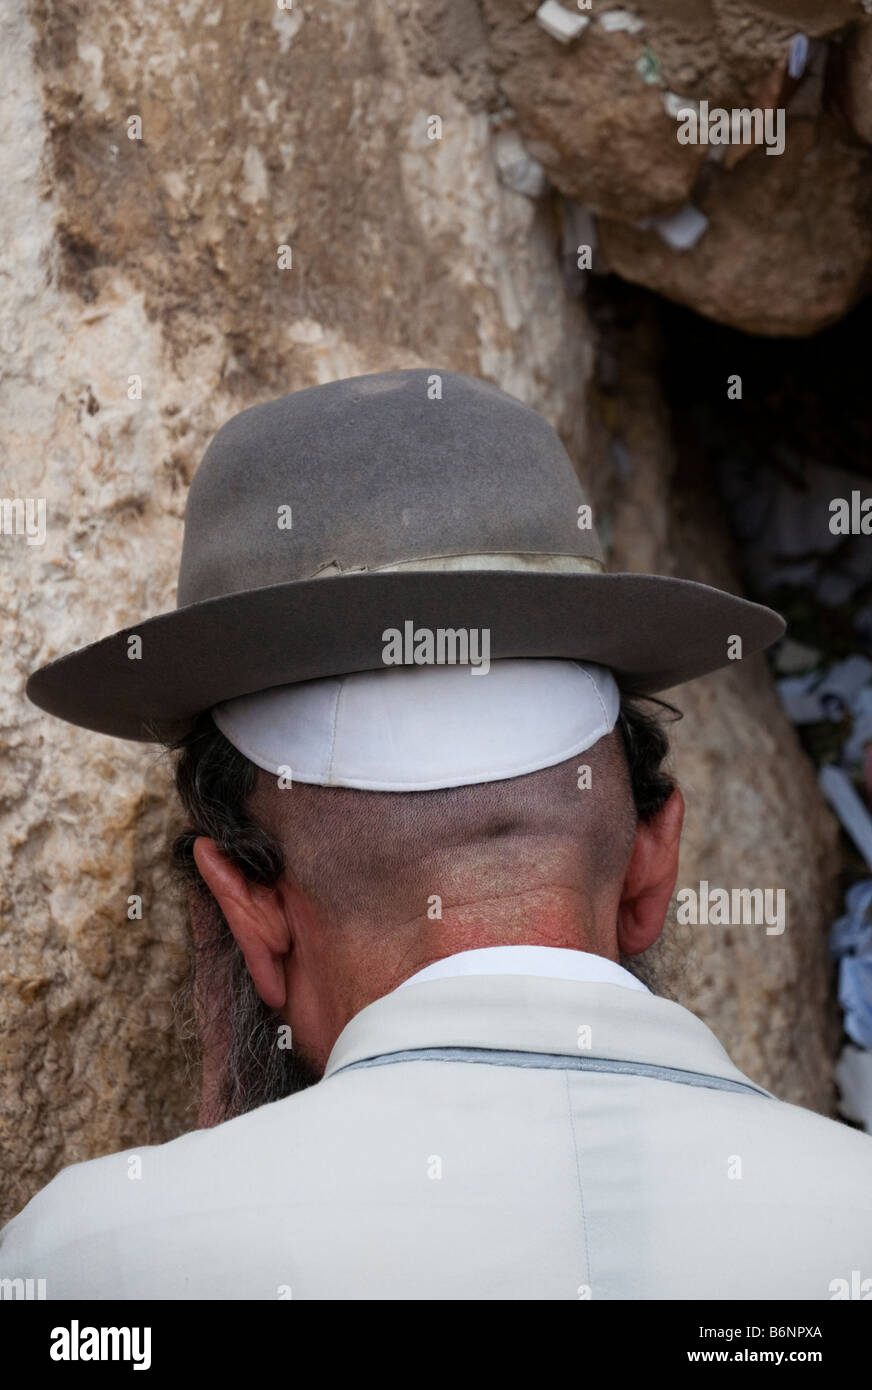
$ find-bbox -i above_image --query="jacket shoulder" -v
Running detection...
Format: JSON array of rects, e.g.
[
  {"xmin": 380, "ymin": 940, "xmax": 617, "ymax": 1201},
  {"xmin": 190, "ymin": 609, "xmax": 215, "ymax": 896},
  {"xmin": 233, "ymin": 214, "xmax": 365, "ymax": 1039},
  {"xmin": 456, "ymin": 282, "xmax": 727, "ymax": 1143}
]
[{"xmin": 0, "ymin": 1084, "xmax": 333, "ymax": 1295}]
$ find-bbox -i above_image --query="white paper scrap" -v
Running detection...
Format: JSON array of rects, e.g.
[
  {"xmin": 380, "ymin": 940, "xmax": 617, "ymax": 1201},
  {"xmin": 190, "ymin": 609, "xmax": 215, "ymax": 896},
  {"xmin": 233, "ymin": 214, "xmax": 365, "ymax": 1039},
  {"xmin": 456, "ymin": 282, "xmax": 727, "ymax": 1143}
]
[
  {"xmin": 820, "ymin": 764, "xmax": 872, "ymax": 872},
  {"xmin": 650, "ymin": 203, "xmax": 709, "ymax": 251},
  {"xmin": 599, "ymin": 9, "xmax": 645, "ymax": 35},
  {"xmin": 536, "ymin": 1, "xmax": 590, "ymax": 44}
]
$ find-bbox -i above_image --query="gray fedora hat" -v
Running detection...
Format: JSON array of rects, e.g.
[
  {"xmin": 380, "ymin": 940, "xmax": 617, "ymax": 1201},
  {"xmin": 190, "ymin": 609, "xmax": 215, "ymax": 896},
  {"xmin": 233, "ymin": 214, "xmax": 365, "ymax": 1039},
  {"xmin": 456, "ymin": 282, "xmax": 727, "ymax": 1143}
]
[{"xmin": 26, "ymin": 367, "xmax": 784, "ymax": 742}]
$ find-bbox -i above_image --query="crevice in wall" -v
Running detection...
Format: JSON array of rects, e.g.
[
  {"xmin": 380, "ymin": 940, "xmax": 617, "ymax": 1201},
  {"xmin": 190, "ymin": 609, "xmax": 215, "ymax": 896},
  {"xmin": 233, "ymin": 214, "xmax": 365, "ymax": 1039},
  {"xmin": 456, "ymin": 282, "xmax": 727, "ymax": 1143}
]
[{"xmin": 586, "ymin": 269, "xmax": 872, "ymax": 1128}]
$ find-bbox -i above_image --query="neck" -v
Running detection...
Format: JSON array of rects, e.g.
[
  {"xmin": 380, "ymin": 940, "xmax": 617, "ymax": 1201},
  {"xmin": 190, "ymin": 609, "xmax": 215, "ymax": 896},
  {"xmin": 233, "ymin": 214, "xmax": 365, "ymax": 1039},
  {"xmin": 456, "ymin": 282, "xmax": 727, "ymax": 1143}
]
[
  {"xmin": 383, "ymin": 905, "xmax": 618, "ymax": 990},
  {"xmin": 285, "ymin": 887, "xmax": 618, "ymax": 1072}
]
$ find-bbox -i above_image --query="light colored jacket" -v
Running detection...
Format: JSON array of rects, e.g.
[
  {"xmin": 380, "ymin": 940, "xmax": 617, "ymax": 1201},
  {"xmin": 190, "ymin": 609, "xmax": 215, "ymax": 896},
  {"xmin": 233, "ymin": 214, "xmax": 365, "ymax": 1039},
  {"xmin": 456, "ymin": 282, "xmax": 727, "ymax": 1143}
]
[{"xmin": 2, "ymin": 974, "xmax": 871, "ymax": 1299}]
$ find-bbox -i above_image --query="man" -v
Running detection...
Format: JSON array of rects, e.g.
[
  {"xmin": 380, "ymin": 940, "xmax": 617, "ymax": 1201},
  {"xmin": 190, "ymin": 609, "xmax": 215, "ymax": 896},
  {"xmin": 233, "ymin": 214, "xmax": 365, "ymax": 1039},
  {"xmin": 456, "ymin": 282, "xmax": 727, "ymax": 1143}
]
[{"xmin": 3, "ymin": 368, "xmax": 870, "ymax": 1299}]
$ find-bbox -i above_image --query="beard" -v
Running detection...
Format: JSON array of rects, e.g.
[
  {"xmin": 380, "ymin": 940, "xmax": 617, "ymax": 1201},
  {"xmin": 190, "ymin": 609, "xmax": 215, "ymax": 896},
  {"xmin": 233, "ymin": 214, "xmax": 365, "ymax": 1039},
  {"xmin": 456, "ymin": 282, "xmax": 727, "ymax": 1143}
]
[
  {"xmin": 174, "ymin": 887, "xmax": 321, "ymax": 1126},
  {"xmin": 619, "ymin": 914, "xmax": 695, "ymax": 1000}
]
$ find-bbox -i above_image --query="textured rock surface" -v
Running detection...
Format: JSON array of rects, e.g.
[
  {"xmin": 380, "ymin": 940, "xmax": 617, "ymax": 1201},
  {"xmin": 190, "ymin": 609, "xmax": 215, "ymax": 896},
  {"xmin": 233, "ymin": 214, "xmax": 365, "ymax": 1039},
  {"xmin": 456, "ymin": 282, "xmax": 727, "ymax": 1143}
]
[
  {"xmin": 482, "ymin": 6, "xmax": 707, "ymax": 222},
  {"xmin": 481, "ymin": 0, "xmax": 872, "ymax": 334},
  {"xmin": 838, "ymin": 17, "xmax": 872, "ymax": 143},
  {"xmin": 0, "ymin": 0, "xmax": 844, "ymax": 1223},
  {"xmin": 598, "ymin": 115, "xmax": 872, "ymax": 337}
]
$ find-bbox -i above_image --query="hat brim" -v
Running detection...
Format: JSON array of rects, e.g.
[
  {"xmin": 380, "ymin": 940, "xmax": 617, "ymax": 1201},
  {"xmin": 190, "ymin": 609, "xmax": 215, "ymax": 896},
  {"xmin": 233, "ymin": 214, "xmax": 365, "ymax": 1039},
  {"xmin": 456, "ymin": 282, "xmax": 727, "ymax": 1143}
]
[{"xmin": 25, "ymin": 570, "xmax": 785, "ymax": 742}]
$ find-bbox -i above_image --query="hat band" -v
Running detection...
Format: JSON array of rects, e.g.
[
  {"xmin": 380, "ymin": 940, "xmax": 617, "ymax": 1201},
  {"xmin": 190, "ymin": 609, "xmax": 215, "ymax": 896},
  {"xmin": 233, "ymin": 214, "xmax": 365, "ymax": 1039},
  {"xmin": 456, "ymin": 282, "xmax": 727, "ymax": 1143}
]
[{"xmin": 310, "ymin": 552, "xmax": 606, "ymax": 578}]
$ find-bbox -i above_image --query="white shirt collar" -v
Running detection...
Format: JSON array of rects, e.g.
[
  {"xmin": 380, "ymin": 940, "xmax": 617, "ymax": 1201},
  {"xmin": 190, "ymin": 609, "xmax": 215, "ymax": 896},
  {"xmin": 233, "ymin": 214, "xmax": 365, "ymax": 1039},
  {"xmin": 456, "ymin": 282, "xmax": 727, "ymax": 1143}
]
[{"xmin": 396, "ymin": 945, "xmax": 649, "ymax": 993}]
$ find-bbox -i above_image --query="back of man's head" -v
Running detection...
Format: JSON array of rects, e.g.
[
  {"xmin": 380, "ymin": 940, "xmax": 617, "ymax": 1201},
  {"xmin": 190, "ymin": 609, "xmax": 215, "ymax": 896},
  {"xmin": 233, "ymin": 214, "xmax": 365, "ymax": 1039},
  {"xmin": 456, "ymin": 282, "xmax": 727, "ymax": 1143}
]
[{"xmin": 168, "ymin": 699, "xmax": 678, "ymax": 1121}]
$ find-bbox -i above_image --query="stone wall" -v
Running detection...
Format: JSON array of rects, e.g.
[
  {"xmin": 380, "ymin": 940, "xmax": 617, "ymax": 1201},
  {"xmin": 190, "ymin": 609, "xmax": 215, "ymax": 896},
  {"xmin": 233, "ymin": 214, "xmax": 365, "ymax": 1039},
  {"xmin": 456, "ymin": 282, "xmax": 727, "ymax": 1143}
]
[
  {"xmin": 485, "ymin": 0, "xmax": 872, "ymax": 334},
  {"xmin": 0, "ymin": 0, "xmax": 846, "ymax": 1222}
]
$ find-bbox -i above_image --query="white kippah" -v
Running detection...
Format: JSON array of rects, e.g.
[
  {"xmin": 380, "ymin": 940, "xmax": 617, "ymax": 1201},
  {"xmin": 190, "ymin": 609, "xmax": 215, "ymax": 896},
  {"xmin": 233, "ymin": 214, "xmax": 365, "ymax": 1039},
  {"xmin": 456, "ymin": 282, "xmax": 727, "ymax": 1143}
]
[{"xmin": 212, "ymin": 659, "xmax": 620, "ymax": 792}]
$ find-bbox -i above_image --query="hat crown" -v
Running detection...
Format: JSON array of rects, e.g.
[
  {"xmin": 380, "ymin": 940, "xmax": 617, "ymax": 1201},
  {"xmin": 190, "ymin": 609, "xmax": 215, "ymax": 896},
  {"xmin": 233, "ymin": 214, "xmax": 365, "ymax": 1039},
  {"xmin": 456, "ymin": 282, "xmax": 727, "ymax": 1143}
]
[
  {"xmin": 177, "ymin": 369, "xmax": 601, "ymax": 607},
  {"xmin": 25, "ymin": 363, "xmax": 785, "ymax": 741}
]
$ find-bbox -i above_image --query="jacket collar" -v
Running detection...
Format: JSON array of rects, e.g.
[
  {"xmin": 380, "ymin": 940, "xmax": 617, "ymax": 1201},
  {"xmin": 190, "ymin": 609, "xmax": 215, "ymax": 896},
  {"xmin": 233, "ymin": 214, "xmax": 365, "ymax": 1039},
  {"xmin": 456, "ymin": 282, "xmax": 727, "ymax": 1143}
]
[
  {"xmin": 323, "ymin": 973, "xmax": 771, "ymax": 1096},
  {"xmin": 395, "ymin": 945, "xmax": 649, "ymax": 993}
]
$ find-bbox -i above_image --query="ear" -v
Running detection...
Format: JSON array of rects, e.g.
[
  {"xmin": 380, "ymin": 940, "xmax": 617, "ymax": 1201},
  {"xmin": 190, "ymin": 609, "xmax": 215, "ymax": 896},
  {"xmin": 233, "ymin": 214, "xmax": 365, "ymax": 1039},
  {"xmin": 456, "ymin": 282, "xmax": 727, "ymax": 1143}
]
[
  {"xmin": 193, "ymin": 837, "xmax": 290, "ymax": 1010},
  {"xmin": 617, "ymin": 788, "xmax": 684, "ymax": 956}
]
